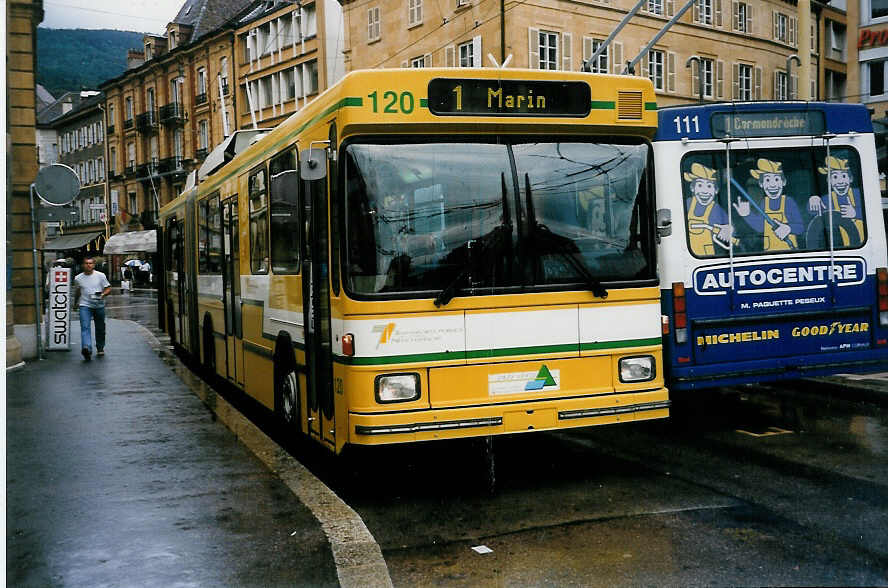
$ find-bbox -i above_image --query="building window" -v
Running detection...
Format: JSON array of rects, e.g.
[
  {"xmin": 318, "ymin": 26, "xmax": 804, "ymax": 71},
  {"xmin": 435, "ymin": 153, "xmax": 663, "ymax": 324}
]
[
  {"xmin": 368, "ymin": 7, "xmax": 380, "ymax": 41},
  {"xmin": 109, "ymin": 147, "xmax": 116, "ymax": 174},
  {"xmin": 408, "ymin": 0, "xmax": 422, "ymax": 27},
  {"xmin": 459, "ymin": 40, "xmax": 474, "ymax": 67},
  {"xmin": 198, "ymin": 120, "xmax": 209, "ymax": 150},
  {"xmin": 647, "ymin": 0, "xmax": 663, "ymax": 15},
  {"xmin": 197, "ymin": 67, "xmax": 207, "ymax": 96},
  {"xmin": 870, "ymin": 60, "xmax": 886, "ymax": 97},
  {"xmin": 691, "ymin": 57, "xmax": 714, "ymax": 98},
  {"xmin": 734, "ymin": 1, "xmax": 748, "ymax": 32},
  {"xmin": 648, "ymin": 49, "xmax": 665, "ymax": 90},
  {"xmin": 775, "ymin": 12, "xmax": 788, "ymax": 42},
  {"xmin": 584, "ymin": 38, "xmax": 608, "ymax": 73},
  {"xmin": 696, "ymin": 0, "xmax": 713, "ymax": 25},
  {"xmin": 538, "ymin": 30, "xmax": 558, "ymax": 70},
  {"xmin": 220, "ymin": 57, "xmax": 229, "ymax": 94},
  {"xmin": 410, "ymin": 55, "xmax": 431, "ymax": 67},
  {"xmin": 125, "ymin": 96, "xmax": 133, "ymax": 121},
  {"xmin": 873, "ymin": 0, "xmax": 888, "ymax": 20},
  {"xmin": 249, "ymin": 167, "xmax": 269, "ymax": 274},
  {"xmin": 738, "ymin": 63, "xmax": 753, "ymax": 100},
  {"xmin": 775, "ymin": 70, "xmax": 789, "ymax": 99}
]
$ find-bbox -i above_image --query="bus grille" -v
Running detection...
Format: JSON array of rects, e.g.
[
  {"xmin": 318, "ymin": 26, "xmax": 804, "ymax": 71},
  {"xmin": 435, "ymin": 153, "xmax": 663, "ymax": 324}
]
[{"xmin": 617, "ymin": 91, "xmax": 644, "ymax": 120}]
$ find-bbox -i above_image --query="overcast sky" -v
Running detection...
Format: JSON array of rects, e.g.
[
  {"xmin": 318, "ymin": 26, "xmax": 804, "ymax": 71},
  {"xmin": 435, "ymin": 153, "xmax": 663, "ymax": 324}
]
[{"xmin": 40, "ymin": 0, "xmax": 184, "ymax": 33}]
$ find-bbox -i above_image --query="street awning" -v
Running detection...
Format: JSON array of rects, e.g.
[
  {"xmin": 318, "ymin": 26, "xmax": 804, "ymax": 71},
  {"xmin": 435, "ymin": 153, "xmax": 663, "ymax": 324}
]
[
  {"xmin": 42, "ymin": 231, "xmax": 103, "ymax": 251},
  {"xmin": 103, "ymin": 229, "xmax": 157, "ymax": 254}
]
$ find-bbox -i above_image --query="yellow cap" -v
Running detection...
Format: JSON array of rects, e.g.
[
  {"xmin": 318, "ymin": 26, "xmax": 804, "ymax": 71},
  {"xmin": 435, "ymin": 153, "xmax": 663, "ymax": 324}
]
[
  {"xmin": 683, "ymin": 162, "xmax": 718, "ymax": 183},
  {"xmin": 818, "ymin": 155, "xmax": 850, "ymax": 174},
  {"xmin": 750, "ymin": 158, "xmax": 784, "ymax": 179}
]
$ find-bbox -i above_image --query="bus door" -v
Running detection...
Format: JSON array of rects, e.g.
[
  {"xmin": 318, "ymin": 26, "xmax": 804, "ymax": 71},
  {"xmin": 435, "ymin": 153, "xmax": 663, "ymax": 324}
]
[
  {"xmin": 222, "ymin": 196, "xmax": 244, "ymax": 386},
  {"xmin": 301, "ymin": 147, "xmax": 334, "ymax": 446},
  {"xmin": 174, "ymin": 218, "xmax": 186, "ymax": 347}
]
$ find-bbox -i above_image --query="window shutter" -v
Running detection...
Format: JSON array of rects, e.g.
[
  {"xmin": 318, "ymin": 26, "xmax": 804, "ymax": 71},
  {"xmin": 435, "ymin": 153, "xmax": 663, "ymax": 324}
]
[
  {"xmin": 715, "ymin": 0, "xmax": 722, "ymax": 27},
  {"xmin": 445, "ymin": 45, "xmax": 455, "ymax": 67},
  {"xmin": 790, "ymin": 16, "xmax": 797, "ymax": 46},
  {"xmin": 732, "ymin": 1, "xmax": 739, "ymax": 30},
  {"xmin": 562, "ymin": 32, "xmax": 572, "ymax": 71},
  {"xmin": 772, "ymin": 11, "xmax": 777, "ymax": 39},
  {"xmin": 693, "ymin": 0, "xmax": 700, "ymax": 22},
  {"xmin": 529, "ymin": 27, "xmax": 540, "ymax": 69},
  {"xmin": 583, "ymin": 36, "xmax": 593, "ymax": 65},
  {"xmin": 732, "ymin": 62, "xmax": 739, "ymax": 99},
  {"xmin": 473, "ymin": 35, "xmax": 482, "ymax": 67},
  {"xmin": 746, "ymin": 5, "xmax": 753, "ymax": 34},
  {"xmin": 667, "ymin": 51, "xmax": 676, "ymax": 92},
  {"xmin": 401, "ymin": 60, "xmax": 408, "ymax": 68},
  {"xmin": 666, "ymin": 0, "xmax": 674, "ymax": 16},
  {"xmin": 811, "ymin": 78, "xmax": 816, "ymax": 100},
  {"xmin": 754, "ymin": 65, "xmax": 762, "ymax": 99},
  {"xmin": 424, "ymin": 53, "xmax": 432, "ymax": 67},
  {"xmin": 773, "ymin": 71, "xmax": 779, "ymax": 99},
  {"xmin": 613, "ymin": 41, "xmax": 623, "ymax": 74},
  {"xmin": 691, "ymin": 60, "xmax": 700, "ymax": 98},
  {"xmin": 642, "ymin": 53, "xmax": 649, "ymax": 79}
]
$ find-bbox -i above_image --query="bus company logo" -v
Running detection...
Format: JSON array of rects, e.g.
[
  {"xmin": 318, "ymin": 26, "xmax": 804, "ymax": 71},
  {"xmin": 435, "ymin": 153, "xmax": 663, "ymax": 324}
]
[
  {"xmin": 372, "ymin": 322, "xmax": 397, "ymax": 348},
  {"xmin": 693, "ymin": 257, "xmax": 866, "ymax": 296},
  {"xmin": 524, "ymin": 365, "xmax": 558, "ymax": 391}
]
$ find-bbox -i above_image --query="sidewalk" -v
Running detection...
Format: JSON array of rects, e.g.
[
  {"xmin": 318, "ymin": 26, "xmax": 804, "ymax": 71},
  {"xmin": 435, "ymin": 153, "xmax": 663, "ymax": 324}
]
[{"xmin": 7, "ymin": 318, "xmax": 339, "ymax": 587}]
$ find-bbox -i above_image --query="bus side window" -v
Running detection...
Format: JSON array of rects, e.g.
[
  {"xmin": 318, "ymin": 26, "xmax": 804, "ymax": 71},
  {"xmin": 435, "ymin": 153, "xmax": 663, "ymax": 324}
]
[
  {"xmin": 248, "ymin": 166, "xmax": 269, "ymax": 274},
  {"xmin": 208, "ymin": 194, "xmax": 223, "ymax": 273},
  {"xmin": 269, "ymin": 149, "xmax": 301, "ymax": 274}
]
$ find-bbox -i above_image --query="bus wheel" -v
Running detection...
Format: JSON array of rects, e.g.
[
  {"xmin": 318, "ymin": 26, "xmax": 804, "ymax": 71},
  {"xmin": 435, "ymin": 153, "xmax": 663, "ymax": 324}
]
[{"xmin": 274, "ymin": 339, "xmax": 300, "ymax": 432}]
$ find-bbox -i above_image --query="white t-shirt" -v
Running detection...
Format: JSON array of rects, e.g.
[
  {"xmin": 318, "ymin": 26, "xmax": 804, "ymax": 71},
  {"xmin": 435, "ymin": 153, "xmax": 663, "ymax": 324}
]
[{"xmin": 75, "ymin": 270, "xmax": 110, "ymax": 308}]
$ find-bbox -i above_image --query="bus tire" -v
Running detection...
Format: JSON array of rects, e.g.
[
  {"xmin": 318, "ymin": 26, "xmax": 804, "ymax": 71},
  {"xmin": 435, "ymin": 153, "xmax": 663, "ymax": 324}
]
[
  {"xmin": 202, "ymin": 315, "xmax": 216, "ymax": 374},
  {"xmin": 274, "ymin": 335, "xmax": 300, "ymax": 431}
]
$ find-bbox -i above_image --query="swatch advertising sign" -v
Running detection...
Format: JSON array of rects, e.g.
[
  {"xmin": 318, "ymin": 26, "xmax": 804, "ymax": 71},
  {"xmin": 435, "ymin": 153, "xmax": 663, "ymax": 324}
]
[{"xmin": 46, "ymin": 267, "xmax": 72, "ymax": 350}]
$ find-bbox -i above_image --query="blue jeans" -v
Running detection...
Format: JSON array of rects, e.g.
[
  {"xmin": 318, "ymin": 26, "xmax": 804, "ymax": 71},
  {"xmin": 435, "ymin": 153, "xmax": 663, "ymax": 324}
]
[{"xmin": 79, "ymin": 305, "xmax": 106, "ymax": 352}]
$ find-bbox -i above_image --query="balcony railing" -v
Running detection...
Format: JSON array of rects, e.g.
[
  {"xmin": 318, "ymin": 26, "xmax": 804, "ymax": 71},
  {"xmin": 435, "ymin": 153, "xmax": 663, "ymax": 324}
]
[
  {"xmin": 159, "ymin": 102, "xmax": 185, "ymax": 125},
  {"xmin": 124, "ymin": 162, "xmax": 137, "ymax": 177},
  {"xmin": 106, "ymin": 124, "xmax": 115, "ymax": 135},
  {"xmin": 136, "ymin": 110, "xmax": 159, "ymax": 133},
  {"xmin": 123, "ymin": 118, "xmax": 134, "ymax": 130},
  {"xmin": 194, "ymin": 92, "xmax": 208, "ymax": 106}
]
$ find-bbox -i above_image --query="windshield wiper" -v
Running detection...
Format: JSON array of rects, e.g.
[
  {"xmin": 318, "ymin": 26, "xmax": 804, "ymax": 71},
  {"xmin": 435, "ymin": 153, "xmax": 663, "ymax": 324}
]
[
  {"xmin": 433, "ymin": 174, "xmax": 513, "ymax": 307},
  {"xmin": 524, "ymin": 172, "xmax": 608, "ymax": 299}
]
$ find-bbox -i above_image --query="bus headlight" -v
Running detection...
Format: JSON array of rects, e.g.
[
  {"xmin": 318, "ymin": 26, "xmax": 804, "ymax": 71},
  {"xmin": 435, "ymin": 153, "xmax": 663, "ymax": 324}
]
[
  {"xmin": 375, "ymin": 373, "xmax": 420, "ymax": 403},
  {"xmin": 619, "ymin": 356, "xmax": 656, "ymax": 383}
]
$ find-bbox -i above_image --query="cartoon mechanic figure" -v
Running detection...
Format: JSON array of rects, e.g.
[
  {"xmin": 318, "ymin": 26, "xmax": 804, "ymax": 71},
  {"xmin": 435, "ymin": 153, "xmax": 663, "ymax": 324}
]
[
  {"xmin": 807, "ymin": 155, "xmax": 864, "ymax": 245},
  {"xmin": 684, "ymin": 162, "xmax": 735, "ymax": 256},
  {"xmin": 734, "ymin": 158, "xmax": 804, "ymax": 251}
]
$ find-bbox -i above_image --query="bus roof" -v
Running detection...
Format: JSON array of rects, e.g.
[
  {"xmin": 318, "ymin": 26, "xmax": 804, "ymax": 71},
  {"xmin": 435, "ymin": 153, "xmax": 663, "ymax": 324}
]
[{"xmin": 655, "ymin": 101, "xmax": 873, "ymax": 141}]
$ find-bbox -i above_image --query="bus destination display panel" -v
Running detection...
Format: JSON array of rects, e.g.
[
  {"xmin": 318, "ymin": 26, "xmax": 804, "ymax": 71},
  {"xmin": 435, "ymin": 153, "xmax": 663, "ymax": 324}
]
[
  {"xmin": 428, "ymin": 78, "xmax": 591, "ymax": 117},
  {"xmin": 711, "ymin": 110, "xmax": 826, "ymax": 138}
]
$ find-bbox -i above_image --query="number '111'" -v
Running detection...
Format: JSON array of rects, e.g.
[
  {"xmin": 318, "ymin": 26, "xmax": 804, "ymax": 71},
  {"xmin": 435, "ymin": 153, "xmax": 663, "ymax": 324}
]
[{"xmin": 673, "ymin": 115, "xmax": 700, "ymax": 134}]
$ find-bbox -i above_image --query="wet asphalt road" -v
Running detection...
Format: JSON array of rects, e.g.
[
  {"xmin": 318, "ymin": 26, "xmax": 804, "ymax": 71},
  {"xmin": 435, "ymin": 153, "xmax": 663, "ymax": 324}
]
[
  {"xmin": 6, "ymin": 312, "xmax": 338, "ymax": 587},
  {"xmin": 12, "ymin": 288, "xmax": 888, "ymax": 586}
]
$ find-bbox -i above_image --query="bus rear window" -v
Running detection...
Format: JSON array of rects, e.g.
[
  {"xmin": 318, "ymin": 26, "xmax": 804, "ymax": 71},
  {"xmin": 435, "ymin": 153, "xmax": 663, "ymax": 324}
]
[{"xmin": 680, "ymin": 146, "xmax": 866, "ymax": 258}]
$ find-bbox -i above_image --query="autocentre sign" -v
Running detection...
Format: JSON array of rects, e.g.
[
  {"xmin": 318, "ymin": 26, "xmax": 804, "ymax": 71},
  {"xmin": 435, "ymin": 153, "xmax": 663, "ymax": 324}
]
[{"xmin": 859, "ymin": 28, "xmax": 888, "ymax": 48}]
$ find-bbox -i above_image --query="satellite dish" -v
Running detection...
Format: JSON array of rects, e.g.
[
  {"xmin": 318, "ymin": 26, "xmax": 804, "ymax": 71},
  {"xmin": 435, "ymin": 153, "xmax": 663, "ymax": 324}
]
[{"xmin": 35, "ymin": 163, "xmax": 80, "ymax": 206}]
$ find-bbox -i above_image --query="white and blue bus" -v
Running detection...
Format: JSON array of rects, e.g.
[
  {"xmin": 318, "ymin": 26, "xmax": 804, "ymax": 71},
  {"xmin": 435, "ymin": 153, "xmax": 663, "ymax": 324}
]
[{"xmin": 655, "ymin": 102, "xmax": 888, "ymax": 390}]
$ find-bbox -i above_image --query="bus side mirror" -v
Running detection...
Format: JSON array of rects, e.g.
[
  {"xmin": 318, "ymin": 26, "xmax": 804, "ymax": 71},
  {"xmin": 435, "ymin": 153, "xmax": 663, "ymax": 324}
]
[
  {"xmin": 300, "ymin": 148, "xmax": 327, "ymax": 181},
  {"xmin": 656, "ymin": 208, "xmax": 672, "ymax": 239}
]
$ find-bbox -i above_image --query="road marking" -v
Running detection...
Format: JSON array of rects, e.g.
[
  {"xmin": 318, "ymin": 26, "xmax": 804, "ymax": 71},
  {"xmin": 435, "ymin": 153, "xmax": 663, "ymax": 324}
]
[
  {"xmin": 736, "ymin": 426, "xmax": 793, "ymax": 437},
  {"xmin": 130, "ymin": 319, "xmax": 393, "ymax": 588}
]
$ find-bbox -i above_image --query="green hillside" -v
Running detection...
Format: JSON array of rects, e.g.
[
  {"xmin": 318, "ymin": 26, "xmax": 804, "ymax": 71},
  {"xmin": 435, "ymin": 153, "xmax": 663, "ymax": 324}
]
[{"xmin": 37, "ymin": 28, "xmax": 144, "ymax": 97}]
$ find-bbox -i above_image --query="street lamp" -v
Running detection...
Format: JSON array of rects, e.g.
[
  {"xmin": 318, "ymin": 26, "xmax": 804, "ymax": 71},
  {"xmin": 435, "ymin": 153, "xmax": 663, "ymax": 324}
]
[{"xmin": 786, "ymin": 54, "xmax": 801, "ymax": 100}]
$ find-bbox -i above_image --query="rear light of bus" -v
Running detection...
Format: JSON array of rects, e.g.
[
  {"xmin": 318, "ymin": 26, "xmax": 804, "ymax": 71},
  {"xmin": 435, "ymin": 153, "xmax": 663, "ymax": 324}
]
[
  {"xmin": 342, "ymin": 333, "xmax": 355, "ymax": 356},
  {"xmin": 878, "ymin": 268, "xmax": 888, "ymax": 327},
  {"xmin": 375, "ymin": 373, "xmax": 420, "ymax": 403},
  {"xmin": 672, "ymin": 282, "xmax": 688, "ymax": 344}
]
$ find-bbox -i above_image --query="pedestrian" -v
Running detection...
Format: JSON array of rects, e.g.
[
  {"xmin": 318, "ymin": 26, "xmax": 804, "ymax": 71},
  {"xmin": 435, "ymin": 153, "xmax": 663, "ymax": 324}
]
[{"xmin": 73, "ymin": 256, "xmax": 111, "ymax": 361}]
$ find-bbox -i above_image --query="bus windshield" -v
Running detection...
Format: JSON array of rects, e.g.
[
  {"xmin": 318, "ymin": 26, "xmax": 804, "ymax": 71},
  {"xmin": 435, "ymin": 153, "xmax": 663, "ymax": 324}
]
[
  {"xmin": 681, "ymin": 145, "xmax": 867, "ymax": 258},
  {"xmin": 344, "ymin": 139, "xmax": 655, "ymax": 297}
]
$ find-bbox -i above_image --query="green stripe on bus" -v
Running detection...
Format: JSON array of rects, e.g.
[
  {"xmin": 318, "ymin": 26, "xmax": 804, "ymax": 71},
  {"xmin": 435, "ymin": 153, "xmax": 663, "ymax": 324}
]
[
  {"xmin": 580, "ymin": 337, "xmax": 662, "ymax": 350},
  {"xmin": 336, "ymin": 338, "xmax": 662, "ymax": 366},
  {"xmin": 420, "ymin": 98, "xmax": 428, "ymax": 108},
  {"xmin": 342, "ymin": 97, "xmax": 363, "ymax": 107},
  {"xmin": 645, "ymin": 102, "xmax": 657, "ymax": 110},
  {"xmin": 590, "ymin": 101, "xmax": 615, "ymax": 110}
]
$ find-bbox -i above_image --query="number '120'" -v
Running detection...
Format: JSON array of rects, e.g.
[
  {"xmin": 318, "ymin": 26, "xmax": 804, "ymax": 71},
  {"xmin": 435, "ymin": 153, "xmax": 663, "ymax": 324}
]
[{"xmin": 368, "ymin": 91, "xmax": 415, "ymax": 114}]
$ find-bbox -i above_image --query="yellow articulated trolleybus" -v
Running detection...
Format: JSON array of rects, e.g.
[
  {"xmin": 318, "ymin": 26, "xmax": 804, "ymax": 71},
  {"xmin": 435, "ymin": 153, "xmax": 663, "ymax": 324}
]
[{"xmin": 159, "ymin": 68, "xmax": 670, "ymax": 468}]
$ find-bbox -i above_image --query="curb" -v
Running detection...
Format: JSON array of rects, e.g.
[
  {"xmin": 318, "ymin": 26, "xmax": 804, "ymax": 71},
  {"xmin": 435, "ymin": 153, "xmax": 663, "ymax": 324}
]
[{"xmin": 127, "ymin": 319, "xmax": 393, "ymax": 587}]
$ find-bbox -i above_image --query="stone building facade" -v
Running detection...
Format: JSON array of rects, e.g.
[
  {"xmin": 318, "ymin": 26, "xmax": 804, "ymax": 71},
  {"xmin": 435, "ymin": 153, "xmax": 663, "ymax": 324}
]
[
  {"xmin": 100, "ymin": 0, "xmax": 252, "ymax": 224},
  {"xmin": 7, "ymin": 0, "xmax": 44, "ymax": 363},
  {"xmin": 234, "ymin": 0, "xmax": 345, "ymax": 129},
  {"xmin": 339, "ymin": 0, "xmax": 844, "ymax": 107}
]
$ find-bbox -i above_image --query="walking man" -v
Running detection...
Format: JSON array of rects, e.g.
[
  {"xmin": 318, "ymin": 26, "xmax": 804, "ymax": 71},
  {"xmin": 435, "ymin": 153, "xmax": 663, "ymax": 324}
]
[{"xmin": 74, "ymin": 256, "xmax": 111, "ymax": 361}]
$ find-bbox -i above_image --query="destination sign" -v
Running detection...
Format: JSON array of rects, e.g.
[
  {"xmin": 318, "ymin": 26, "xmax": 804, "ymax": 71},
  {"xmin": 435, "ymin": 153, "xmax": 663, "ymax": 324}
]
[
  {"xmin": 711, "ymin": 110, "xmax": 825, "ymax": 138},
  {"xmin": 427, "ymin": 78, "xmax": 591, "ymax": 117}
]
